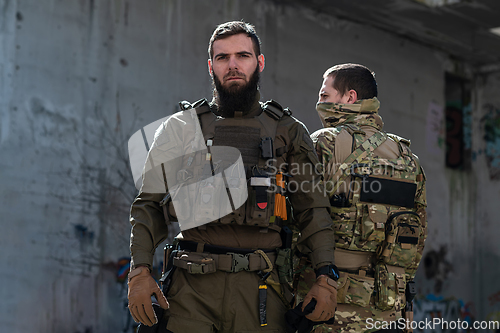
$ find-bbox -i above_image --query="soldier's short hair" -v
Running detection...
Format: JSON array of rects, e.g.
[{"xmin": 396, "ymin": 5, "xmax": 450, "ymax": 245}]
[
  {"xmin": 208, "ymin": 21, "xmax": 262, "ymax": 59},
  {"xmin": 323, "ymin": 63, "xmax": 378, "ymax": 99}
]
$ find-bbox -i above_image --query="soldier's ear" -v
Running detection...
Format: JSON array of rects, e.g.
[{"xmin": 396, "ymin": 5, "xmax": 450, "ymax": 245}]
[
  {"xmin": 257, "ymin": 54, "xmax": 265, "ymax": 72},
  {"xmin": 346, "ymin": 89, "xmax": 357, "ymax": 104},
  {"xmin": 208, "ymin": 59, "xmax": 213, "ymax": 77}
]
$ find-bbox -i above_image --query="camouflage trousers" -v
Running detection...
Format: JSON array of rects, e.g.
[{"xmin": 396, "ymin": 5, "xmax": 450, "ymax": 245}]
[{"xmin": 294, "ymin": 260, "xmax": 397, "ymax": 333}]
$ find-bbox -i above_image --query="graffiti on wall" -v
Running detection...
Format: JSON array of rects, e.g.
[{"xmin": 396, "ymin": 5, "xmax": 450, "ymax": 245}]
[
  {"xmin": 413, "ymin": 295, "xmax": 475, "ymax": 333},
  {"xmin": 426, "ymin": 102, "xmax": 445, "ymax": 156},
  {"xmin": 481, "ymin": 104, "xmax": 500, "ymax": 180}
]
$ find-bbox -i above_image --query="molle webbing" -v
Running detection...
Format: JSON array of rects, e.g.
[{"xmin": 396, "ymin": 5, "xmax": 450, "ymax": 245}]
[
  {"xmin": 213, "ymin": 126, "xmax": 261, "ymax": 166},
  {"xmin": 329, "ymin": 131, "xmax": 387, "ymax": 196}
]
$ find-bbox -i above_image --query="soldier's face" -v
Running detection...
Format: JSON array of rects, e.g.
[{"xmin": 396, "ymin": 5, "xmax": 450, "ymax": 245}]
[
  {"xmin": 208, "ymin": 33, "xmax": 264, "ymax": 93},
  {"xmin": 318, "ymin": 75, "xmax": 350, "ymax": 104}
]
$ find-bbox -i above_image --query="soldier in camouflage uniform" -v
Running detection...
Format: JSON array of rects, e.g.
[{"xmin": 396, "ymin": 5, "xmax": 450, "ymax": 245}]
[
  {"xmin": 294, "ymin": 64, "xmax": 427, "ymax": 333},
  {"xmin": 127, "ymin": 21, "xmax": 339, "ymax": 333}
]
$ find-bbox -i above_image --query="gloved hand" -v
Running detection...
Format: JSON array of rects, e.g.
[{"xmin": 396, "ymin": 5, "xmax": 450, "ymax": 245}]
[
  {"xmin": 302, "ymin": 275, "xmax": 337, "ymax": 322},
  {"xmin": 128, "ymin": 266, "xmax": 169, "ymax": 326}
]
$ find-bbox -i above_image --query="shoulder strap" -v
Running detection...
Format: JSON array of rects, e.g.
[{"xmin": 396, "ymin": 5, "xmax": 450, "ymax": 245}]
[
  {"xmin": 178, "ymin": 98, "xmax": 211, "ymax": 115},
  {"xmin": 262, "ymin": 100, "xmax": 292, "ymax": 120},
  {"xmin": 259, "ymin": 100, "xmax": 292, "ymax": 159},
  {"xmin": 329, "ymin": 131, "xmax": 388, "ymax": 196},
  {"xmin": 342, "ymin": 124, "xmax": 364, "ymax": 136},
  {"xmin": 387, "ymin": 133, "xmax": 413, "ymax": 158},
  {"xmin": 178, "ymin": 98, "xmax": 214, "ymax": 139},
  {"xmin": 387, "ymin": 133, "xmax": 411, "ymax": 147}
]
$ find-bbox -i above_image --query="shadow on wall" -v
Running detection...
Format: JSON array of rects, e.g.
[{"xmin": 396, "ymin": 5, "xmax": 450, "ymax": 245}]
[{"xmin": 423, "ymin": 245, "xmax": 453, "ymax": 294}]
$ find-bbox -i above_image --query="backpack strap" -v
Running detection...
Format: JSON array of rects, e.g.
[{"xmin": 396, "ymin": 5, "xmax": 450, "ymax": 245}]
[{"xmin": 329, "ymin": 131, "xmax": 388, "ymax": 196}]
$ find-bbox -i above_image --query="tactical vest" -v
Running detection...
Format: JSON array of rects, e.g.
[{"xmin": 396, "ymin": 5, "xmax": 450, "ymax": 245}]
[
  {"xmin": 328, "ymin": 124, "xmax": 425, "ymax": 317},
  {"xmin": 167, "ymin": 98, "xmax": 291, "ymax": 231}
]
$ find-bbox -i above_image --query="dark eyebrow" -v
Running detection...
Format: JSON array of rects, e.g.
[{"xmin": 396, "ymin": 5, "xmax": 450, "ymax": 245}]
[
  {"xmin": 214, "ymin": 51, "xmax": 253, "ymax": 59},
  {"xmin": 214, "ymin": 52, "xmax": 228, "ymax": 59},
  {"xmin": 237, "ymin": 51, "xmax": 253, "ymax": 56}
]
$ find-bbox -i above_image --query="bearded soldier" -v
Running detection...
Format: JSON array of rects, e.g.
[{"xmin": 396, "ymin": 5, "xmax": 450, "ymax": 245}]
[
  {"xmin": 127, "ymin": 21, "xmax": 339, "ymax": 333},
  {"xmin": 294, "ymin": 64, "xmax": 427, "ymax": 333}
]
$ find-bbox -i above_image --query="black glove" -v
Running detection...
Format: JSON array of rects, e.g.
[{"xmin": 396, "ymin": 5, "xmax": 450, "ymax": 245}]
[{"xmin": 285, "ymin": 299, "xmax": 335, "ymax": 333}]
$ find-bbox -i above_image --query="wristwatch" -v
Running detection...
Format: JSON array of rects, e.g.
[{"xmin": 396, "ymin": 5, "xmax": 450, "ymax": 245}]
[{"xmin": 315, "ymin": 264, "xmax": 340, "ymax": 281}]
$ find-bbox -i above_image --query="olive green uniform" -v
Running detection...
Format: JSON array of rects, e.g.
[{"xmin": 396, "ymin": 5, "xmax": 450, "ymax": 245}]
[
  {"xmin": 130, "ymin": 94, "xmax": 336, "ymax": 332},
  {"xmin": 294, "ymin": 98, "xmax": 427, "ymax": 333}
]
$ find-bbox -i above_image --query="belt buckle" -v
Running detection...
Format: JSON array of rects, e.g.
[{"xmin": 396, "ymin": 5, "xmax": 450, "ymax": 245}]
[
  {"xmin": 187, "ymin": 262, "xmax": 206, "ymax": 274},
  {"xmin": 228, "ymin": 252, "xmax": 249, "ymax": 272},
  {"xmin": 186, "ymin": 258, "xmax": 215, "ymax": 274}
]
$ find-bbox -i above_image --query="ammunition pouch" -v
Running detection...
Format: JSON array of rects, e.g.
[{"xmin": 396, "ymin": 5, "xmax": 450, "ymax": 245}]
[
  {"xmin": 275, "ymin": 248, "xmax": 293, "ymax": 283},
  {"xmin": 374, "ymin": 262, "xmax": 406, "ymax": 315},
  {"xmin": 377, "ymin": 210, "xmax": 422, "ymax": 268},
  {"xmin": 336, "ymin": 271, "xmax": 375, "ymax": 308},
  {"xmin": 275, "ymin": 226, "xmax": 293, "ymax": 283}
]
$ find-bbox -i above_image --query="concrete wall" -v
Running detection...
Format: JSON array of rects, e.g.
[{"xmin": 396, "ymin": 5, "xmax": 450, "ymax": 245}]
[{"xmin": 1, "ymin": 0, "xmax": 499, "ymax": 332}]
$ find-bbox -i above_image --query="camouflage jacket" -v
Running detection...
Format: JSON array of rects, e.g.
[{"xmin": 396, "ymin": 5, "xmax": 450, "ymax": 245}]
[{"xmin": 294, "ymin": 98, "xmax": 427, "ymax": 333}]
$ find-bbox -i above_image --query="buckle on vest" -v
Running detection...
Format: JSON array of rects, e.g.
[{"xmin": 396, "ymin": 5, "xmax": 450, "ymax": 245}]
[
  {"xmin": 228, "ymin": 253, "xmax": 250, "ymax": 272},
  {"xmin": 350, "ymin": 163, "xmax": 372, "ymax": 178}
]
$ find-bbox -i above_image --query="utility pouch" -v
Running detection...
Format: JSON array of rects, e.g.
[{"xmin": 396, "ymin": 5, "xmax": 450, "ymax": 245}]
[
  {"xmin": 260, "ymin": 137, "xmax": 274, "ymax": 159},
  {"xmin": 246, "ymin": 170, "xmax": 274, "ymax": 227},
  {"xmin": 331, "ymin": 207, "xmax": 356, "ymax": 250},
  {"xmin": 374, "ymin": 262, "xmax": 406, "ymax": 312},
  {"xmin": 377, "ymin": 210, "xmax": 421, "ymax": 268},
  {"xmin": 275, "ymin": 248, "xmax": 293, "ymax": 283},
  {"xmin": 358, "ymin": 204, "xmax": 387, "ymax": 252},
  {"xmin": 336, "ymin": 271, "xmax": 375, "ymax": 307}
]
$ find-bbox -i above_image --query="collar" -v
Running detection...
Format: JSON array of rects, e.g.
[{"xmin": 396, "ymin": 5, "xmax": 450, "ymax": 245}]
[{"xmin": 315, "ymin": 97, "xmax": 384, "ymax": 130}]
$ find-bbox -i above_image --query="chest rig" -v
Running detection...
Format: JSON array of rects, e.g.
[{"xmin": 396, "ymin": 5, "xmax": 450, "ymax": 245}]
[
  {"xmin": 176, "ymin": 98, "xmax": 291, "ymax": 231},
  {"xmin": 328, "ymin": 124, "xmax": 424, "ymax": 317}
]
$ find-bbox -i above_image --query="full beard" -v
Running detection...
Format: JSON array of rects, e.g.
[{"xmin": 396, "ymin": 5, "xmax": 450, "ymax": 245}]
[{"xmin": 212, "ymin": 65, "xmax": 260, "ymax": 117}]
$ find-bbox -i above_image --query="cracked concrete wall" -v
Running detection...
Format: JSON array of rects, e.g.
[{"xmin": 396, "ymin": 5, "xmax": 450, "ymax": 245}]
[{"xmin": 1, "ymin": 0, "xmax": 499, "ymax": 331}]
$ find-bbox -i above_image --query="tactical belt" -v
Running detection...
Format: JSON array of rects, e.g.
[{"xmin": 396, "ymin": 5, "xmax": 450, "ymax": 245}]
[{"xmin": 173, "ymin": 249, "xmax": 276, "ymax": 274}]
